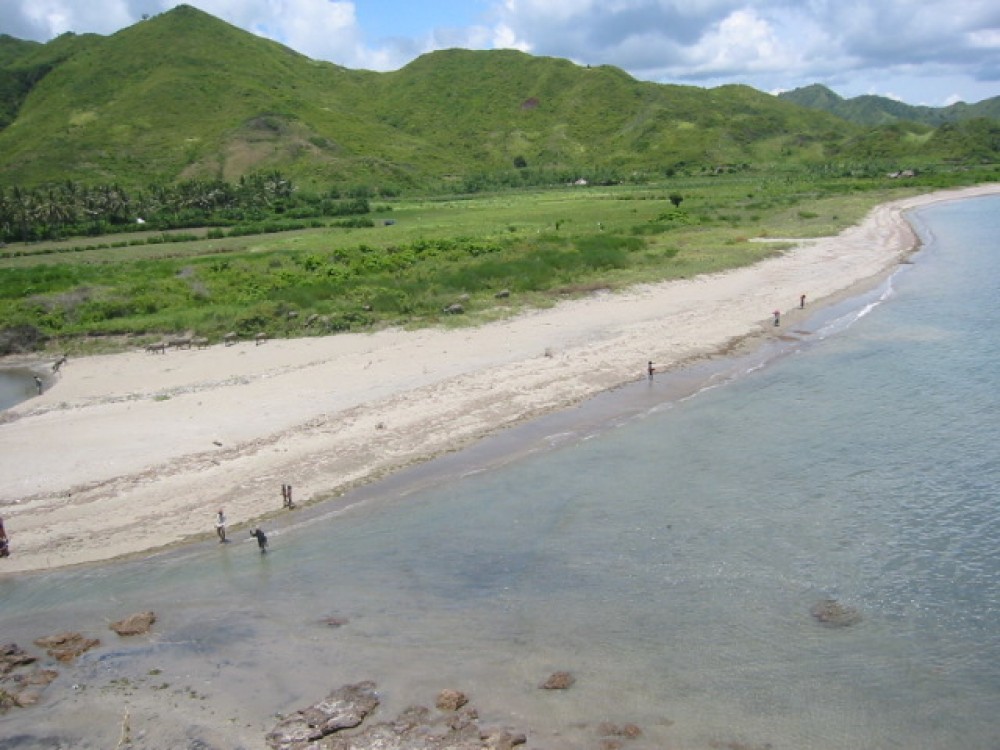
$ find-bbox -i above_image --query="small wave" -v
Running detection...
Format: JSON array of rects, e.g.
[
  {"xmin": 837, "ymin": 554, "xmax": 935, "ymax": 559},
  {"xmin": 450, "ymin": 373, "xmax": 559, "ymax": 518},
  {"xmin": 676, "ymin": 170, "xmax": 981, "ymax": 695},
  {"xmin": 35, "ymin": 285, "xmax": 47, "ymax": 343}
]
[{"xmin": 815, "ymin": 278, "xmax": 896, "ymax": 340}]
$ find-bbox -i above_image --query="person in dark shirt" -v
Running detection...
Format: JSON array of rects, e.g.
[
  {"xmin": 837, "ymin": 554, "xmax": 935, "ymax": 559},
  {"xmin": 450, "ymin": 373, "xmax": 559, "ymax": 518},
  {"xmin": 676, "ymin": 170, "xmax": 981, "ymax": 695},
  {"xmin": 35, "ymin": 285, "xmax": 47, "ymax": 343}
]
[{"xmin": 250, "ymin": 527, "xmax": 268, "ymax": 553}]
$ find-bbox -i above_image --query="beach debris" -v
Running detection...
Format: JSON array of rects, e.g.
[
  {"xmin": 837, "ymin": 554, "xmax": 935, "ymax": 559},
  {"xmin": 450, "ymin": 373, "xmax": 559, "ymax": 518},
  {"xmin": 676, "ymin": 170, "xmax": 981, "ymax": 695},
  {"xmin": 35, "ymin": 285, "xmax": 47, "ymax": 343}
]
[
  {"xmin": 319, "ymin": 616, "xmax": 348, "ymax": 628},
  {"xmin": 33, "ymin": 632, "xmax": 100, "ymax": 662},
  {"xmin": 265, "ymin": 682, "xmax": 526, "ymax": 750},
  {"xmin": 109, "ymin": 611, "xmax": 156, "ymax": 637},
  {"xmin": 115, "ymin": 708, "xmax": 132, "ymax": 750},
  {"xmin": 540, "ymin": 671, "xmax": 576, "ymax": 690},
  {"xmin": 435, "ymin": 688, "xmax": 469, "ymax": 711},
  {"xmin": 810, "ymin": 599, "xmax": 862, "ymax": 627}
]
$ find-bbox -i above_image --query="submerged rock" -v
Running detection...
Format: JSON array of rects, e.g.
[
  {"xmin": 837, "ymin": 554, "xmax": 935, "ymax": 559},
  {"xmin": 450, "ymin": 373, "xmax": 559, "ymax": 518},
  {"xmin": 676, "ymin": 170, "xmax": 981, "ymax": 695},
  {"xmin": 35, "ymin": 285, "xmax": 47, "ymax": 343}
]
[
  {"xmin": 540, "ymin": 671, "xmax": 576, "ymax": 690},
  {"xmin": 435, "ymin": 688, "xmax": 469, "ymax": 711},
  {"xmin": 0, "ymin": 643, "xmax": 37, "ymax": 675},
  {"xmin": 0, "ymin": 643, "xmax": 58, "ymax": 713},
  {"xmin": 810, "ymin": 599, "xmax": 862, "ymax": 627},
  {"xmin": 33, "ymin": 632, "xmax": 100, "ymax": 662}
]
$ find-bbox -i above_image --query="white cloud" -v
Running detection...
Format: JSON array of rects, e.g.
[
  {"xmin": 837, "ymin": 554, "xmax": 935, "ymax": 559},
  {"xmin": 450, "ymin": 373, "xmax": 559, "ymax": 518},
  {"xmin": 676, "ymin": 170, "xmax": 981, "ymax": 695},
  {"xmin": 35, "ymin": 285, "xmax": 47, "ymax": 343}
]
[{"xmin": 682, "ymin": 9, "xmax": 785, "ymax": 74}]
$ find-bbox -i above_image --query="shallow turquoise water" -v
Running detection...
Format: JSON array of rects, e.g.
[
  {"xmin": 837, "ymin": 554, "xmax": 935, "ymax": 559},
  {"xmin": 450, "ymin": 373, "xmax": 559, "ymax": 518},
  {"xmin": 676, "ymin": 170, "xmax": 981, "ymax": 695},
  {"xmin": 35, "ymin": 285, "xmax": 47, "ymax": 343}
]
[{"xmin": 1, "ymin": 196, "xmax": 997, "ymax": 749}]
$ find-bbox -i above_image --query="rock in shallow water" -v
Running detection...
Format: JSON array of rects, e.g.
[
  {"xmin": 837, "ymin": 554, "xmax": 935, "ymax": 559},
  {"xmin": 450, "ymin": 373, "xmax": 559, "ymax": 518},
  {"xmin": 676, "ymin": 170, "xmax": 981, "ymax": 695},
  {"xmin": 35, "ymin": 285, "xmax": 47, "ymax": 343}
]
[
  {"xmin": 110, "ymin": 610, "xmax": 157, "ymax": 636},
  {"xmin": 265, "ymin": 682, "xmax": 526, "ymax": 750},
  {"xmin": 810, "ymin": 599, "xmax": 862, "ymax": 627},
  {"xmin": 540, "ymin": 671, "xmax": 576, "ymax": 690},
  {"xmin": 32, "ymin": 632, "xmax": 100, "ymax": 662}
]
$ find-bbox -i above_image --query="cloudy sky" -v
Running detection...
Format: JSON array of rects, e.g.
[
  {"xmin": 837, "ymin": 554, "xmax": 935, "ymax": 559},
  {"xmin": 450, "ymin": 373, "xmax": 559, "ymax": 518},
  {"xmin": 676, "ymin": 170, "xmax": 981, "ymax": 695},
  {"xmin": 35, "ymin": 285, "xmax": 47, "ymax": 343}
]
[{"xmin": 3, "ymin": 0, "xmax": 998, "ymax": 106}]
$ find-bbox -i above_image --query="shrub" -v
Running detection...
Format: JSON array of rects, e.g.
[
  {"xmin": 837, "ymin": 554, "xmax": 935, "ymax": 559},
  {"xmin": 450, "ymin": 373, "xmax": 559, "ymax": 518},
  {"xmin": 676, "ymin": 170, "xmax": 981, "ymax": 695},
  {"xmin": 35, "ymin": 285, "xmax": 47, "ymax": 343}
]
[{"xmin": 0, "ymin": 324, "xmax": 47, "ymax": 354}]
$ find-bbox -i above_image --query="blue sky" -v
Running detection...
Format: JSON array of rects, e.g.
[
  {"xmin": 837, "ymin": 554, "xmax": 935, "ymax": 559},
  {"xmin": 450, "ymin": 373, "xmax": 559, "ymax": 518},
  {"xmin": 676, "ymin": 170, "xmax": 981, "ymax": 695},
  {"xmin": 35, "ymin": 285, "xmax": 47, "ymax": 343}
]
[
  {"xmin": 352, "ymin": 0, "xmax": 490, "ymax": 39},
  {"xmin": 1, "ymin": 1, "xmax": 997, "ymax": 106}
]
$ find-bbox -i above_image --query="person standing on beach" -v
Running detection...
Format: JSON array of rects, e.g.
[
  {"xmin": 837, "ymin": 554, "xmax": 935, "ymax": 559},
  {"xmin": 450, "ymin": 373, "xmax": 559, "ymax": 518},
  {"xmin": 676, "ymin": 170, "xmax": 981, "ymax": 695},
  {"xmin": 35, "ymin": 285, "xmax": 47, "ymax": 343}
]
[
  {"xmin": 215, "ymin": 509, "xmax": 227, "ymax": 543},
  {"xmin": 800, "ymin": 294, "xmax": 806, "ymax": 309},
  {"xmin": 0, "ymin": 517, "xmax": 9, "ymax": 558},
  {"xmin": 773, "ymin": 310, "xmax": 781, "ymax": 326},
  {"xmin": 647, "ymin": 361, "xmax": 656, "ymax": 381},
  {"xmin": 33, "ymin": 375, "xmax": 43, "ymax": 394}
]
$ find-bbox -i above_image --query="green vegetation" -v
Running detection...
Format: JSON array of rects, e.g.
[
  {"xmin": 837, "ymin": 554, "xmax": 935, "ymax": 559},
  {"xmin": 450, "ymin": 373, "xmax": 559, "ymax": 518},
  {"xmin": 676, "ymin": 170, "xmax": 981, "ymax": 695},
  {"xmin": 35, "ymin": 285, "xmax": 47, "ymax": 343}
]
[
  {"xmin": 779, "ymin": 84, "xmax": 1000, "ymax": 126},
  {"xmin": 2, "ymin": 167, "xmax": 996, "ymax": 355},
  {"xmin": 0, "ymin": 172, "xmax": 370, "ymax": 243}
]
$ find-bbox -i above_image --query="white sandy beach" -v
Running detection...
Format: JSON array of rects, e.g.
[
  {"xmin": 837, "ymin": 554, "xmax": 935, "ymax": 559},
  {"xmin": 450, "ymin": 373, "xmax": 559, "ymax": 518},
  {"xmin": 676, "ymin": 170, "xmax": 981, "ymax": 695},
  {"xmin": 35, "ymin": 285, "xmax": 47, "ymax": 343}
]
[{"xmin": 1, "ymin": 184, "xmax": 997, "ymax": 574}]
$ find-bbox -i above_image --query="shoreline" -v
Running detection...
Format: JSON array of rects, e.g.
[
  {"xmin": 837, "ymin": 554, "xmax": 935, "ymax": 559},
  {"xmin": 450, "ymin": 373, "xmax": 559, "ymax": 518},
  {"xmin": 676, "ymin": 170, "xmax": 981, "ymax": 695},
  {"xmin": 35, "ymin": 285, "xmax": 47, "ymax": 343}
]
[{"xmin": 2, "ymin": 183, "xmax": 998, "ymax": 575}]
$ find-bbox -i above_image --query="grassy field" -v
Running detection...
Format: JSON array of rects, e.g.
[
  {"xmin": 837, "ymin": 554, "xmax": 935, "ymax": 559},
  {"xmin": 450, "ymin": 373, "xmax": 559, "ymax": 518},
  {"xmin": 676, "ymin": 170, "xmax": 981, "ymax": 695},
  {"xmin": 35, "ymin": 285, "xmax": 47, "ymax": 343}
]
[{"xmin": 0, "ymin": 174, "xmax": 961, "ymax": 355}]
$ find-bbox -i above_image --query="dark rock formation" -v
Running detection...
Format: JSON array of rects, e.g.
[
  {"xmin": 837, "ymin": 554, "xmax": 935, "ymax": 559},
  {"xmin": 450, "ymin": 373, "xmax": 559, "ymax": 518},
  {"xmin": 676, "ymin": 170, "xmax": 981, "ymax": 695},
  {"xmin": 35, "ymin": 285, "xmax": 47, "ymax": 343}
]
[
  {"xmin": 810, "ymin": 599, "xmax": 862, "ymax": 627},
  {"xmin": 110, "ymin": 611, "xmax": 156, "ymax": 636}
]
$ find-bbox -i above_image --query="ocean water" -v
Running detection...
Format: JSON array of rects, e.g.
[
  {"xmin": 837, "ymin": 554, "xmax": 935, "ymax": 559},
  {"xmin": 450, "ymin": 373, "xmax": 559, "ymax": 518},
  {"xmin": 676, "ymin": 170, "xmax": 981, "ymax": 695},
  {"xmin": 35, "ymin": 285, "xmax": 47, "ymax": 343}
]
[{"xmin": 0, "ymin": 195, "xmax": 997, "ymax": 749}]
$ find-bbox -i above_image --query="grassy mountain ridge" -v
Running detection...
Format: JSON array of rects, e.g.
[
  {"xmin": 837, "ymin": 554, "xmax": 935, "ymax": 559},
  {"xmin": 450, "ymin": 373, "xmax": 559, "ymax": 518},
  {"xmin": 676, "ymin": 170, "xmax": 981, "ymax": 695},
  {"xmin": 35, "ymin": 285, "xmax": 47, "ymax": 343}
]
[
  {"xmin": 0, "ymin": 5, "xmax": 996, "ymax": 193},
  {"xmin": 779, "ymin": 83, "xmax": 1000, "ymax": 126},
  {"xmin": 374, "ymin": 51, "xmax": 843, "ymax": 171}
]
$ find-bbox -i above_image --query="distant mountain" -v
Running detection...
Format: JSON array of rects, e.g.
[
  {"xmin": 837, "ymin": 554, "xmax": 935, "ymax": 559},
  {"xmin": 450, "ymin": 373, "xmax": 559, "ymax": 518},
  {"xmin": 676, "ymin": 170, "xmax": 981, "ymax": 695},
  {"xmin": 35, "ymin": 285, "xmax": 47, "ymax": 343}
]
[
  {"xmin": 778, "ymin": 84, "xmax": 1000, "ymax": 126},
  {"xmin": 0, "ymin": 5, "xmax": 996, "ymax": 191}
]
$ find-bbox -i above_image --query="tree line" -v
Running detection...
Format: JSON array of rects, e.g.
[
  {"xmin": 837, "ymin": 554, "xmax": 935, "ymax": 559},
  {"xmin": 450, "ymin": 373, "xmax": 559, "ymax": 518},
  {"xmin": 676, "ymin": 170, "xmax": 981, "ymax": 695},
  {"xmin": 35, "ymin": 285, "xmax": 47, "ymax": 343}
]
[{"xmin": 0, "ymin": 171, "xmax": 370, "ymax": 243}]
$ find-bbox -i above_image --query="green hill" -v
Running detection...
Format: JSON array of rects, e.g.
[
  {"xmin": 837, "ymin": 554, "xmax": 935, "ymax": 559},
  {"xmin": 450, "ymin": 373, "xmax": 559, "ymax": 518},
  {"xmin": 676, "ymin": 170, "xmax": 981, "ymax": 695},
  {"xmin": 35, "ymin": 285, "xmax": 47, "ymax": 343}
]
[
  {"xmin": 778, "ymin": 83, "xmax": 1000, "ymax": 126},
  {"xmin": 0, "ymin": 5, "xmax": 996, "ymax": 193}
]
